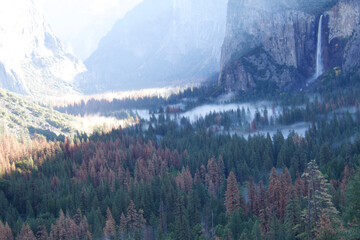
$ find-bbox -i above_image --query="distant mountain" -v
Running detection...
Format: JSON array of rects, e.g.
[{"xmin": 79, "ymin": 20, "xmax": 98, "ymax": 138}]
[
  {"xmin": 218, "ymin": 0, "xmax": 360, "ymax": 92},
  {"xmin": 80, "ymin": 0, "xmax": 228, "ymax": 93},
  {"xmin": 0, "ymin": 0, "xmax": 86, "ymax": 96}
]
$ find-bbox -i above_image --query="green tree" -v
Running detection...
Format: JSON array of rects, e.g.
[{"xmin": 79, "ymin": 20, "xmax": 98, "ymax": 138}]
[
  {"xmin": 174, "ymin": 195, "xmax": 190, "ymax": 240},
  {"xmin": 299, "ymin": 160, "xmax": 339, "ymax": 240},
  {"xmin": 284, "ymin": 188, "xmax": 302, "ymax": 240},
  {"xmin": 344, "ymin": 169, "xmax": 360, "ymax": 239}
]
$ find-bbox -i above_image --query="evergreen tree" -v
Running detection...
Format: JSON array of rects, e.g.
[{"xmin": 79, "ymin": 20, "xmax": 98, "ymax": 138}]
[
  {"xmin": 225, "ymin": 171, "xmax": 240, "ymax": 215},
  {"xmin": 206, "ymin": 157, "xmax": 222, "ymax": 196},
  {"xmin": 16, "ymin": 224, "xmax": 36, "ymax": 240},
  {"xmin": 174, "ymin": 195, "xmax": 190, "ymax": 240},
  {"xmin": 345, "ymin": 169, "xmax": 360, "ymax": 238},
  {"xmin": 299, "ymin": 160, "xmax": 339, "ymax": 240},
  {"xmin": 251, "ymin": 220, "xmax": 262, "ymax": 240},
  {"xmin": 104, "ymin": 208, "xmax": 116, "ymax": 239},
  {"xmin": 315, "ymin": 210, "xmax": 341, "ymax": 240},
  {"xmin": 247, "ymin": 176, "xmax": 259, "ymax": 216},
  {"xmin": 284, "ymin": 188, "xmax": 302, "ymax": 240},
  {"xmin": 119, "ymin": 213, "xmax": 127, "ymax": 240},
  {"xmin": 35, "ymin": 225, "xmax": 48, "ymax": 240},
  {"xmin": 0, "ymin": 221, "xmax": 13, "ymax": 240},
  {"xmin": 229, "ymin": 209, "xmax": 243, "ymax": 239},
  {"xmin": 127, "ymin": 200, "xmax": 138, "ymax": 239},
  {"xmin": 158, "ymin": 200, "xmax": 167, "ymax": 238},
  {"xmin": 268, "ymin": 168, "xmax": 282, "ymax": 218},
  {"xmin": 280, "ymin": 168, "xmax": 292, "ymax": 219},
  {"xmin": 49, "ymin": 210, "xmax": 67, "ymax": 240},
  {"xmin": 269, "ymin": 213, "xmax": 285, "ymax": 240},
  {"xmin": 259, "ymin": 206, "xmax": 272, "ymax": 238},
  {"xmin": 135, "ymin": 209, "xmax": 146, "ymax": 239}
]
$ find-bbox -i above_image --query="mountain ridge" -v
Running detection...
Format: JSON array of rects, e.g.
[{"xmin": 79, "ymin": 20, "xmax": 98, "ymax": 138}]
[
  {"xmin": 0, "ymin": 0, "xmax": 86, "ymax": 97},
  {"xmin": 80, "ymin": 0, "xmax": 228, "ymax": 93}
]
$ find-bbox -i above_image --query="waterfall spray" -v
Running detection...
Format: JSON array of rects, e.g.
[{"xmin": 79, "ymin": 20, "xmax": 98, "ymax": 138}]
[{"xmin": 314, "ymin": 15, "xmax": 324, "ymax": 79}]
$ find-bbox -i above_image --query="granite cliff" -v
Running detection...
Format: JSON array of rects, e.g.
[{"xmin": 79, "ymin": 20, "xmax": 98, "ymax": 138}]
[{"xmin": 219, "ymin": 0, "xmax": 360, "ymax": 91}]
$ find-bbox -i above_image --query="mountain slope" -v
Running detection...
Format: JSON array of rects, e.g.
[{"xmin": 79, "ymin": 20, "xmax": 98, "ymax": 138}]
[
  {"xmin": 0, "ymin": 0, "xmax": 86, "ymax": 96},
  {"xmin": 218, "ymin": 0, "xmax": 360, "ymax": 92},
  {"xmin": 80, "ymin": 0, "xmax": 227, "ymax": 93},
  {"xmin": 0, "ymin": 89, "xmax": 75, "ymax": 139}
]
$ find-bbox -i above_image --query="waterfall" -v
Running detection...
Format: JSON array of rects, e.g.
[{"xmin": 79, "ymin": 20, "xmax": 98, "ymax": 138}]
[{"xmin": 314, "ymin": 15, "xmax": 324, "ymax": 79}]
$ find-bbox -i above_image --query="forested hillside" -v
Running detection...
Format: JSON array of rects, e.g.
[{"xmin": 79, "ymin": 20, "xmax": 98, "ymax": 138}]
[
  {"xmin": 0, "ymin": 89, "xmax": 74, "ymax": 140},
  {"xmin": 0, "ymin": 103, "xmax": 360, "ymax": 239},
  {"xmin": 1, "ymin": 1, "xmax": 360, "ymax": 239}
]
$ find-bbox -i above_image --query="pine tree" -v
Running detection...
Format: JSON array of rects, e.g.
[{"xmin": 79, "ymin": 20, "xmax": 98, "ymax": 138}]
[
  {"xmin": 135, "ymin": 158, "xmax": 151, "ymax": 183},
  {"xmin": 247, "ymin": 176, "xmax": 259, "ymax": 216},
  {"xmin": 259, "ymin": 206, "xmax": 272, "ymax": 237},
  {"xmin": 0, "ymin": 221, "xmax": 13, "ymax": 240},
  {"xmin": 174, "ymin": 195, "xmax": 190, "ymax": 240},
  {"xmin": 80, "ymin": 216, "xmax": 92, "ymax": 240},
  {"xmin": 104, "ymin": 208, "xmax": 116, "ymax": 239},
  {"xmin": 340, "ymin": 165, "xmax": 351, "ymax": 206},
  {"xmin": 35, "ymin": 225, "xmax": 48, "ymax": 240},
  {"xmin": 176, "ymin": 166, "xmax": 193, "ymax": 193},
  {"xmin": 295, "ymin": 172, "xmax": 306, "ymax": 197},
  {"xmin": 16, "ymin": 224, "xmax": 36, "ymax": 240},
  {"xmin": 158, "ymin": 200, "xmax": 167, "ymax": 238},
  {"xmin": 345, "ymin": 169, "xmax": 360, "ymax": 238},
  {"xmin": 206, "ymin": 157, "xmax": 222, "ymax": 196},
  {"xmin": 284, "ymin": 188, "xmax": 302, "ymax": 240},
  {"xmin": 119, "ymin": 213, "xmax": 127, "ymax": 240},
  {"xmin": 51, "ymin": 174, "xmax": 60, "ymax": 189},
  {"xmin": 127, "ymin": 200, "xmax": 138, "ymax": 239},
  {"xmin": 258, "ymin": 181, "xmax": 267, "ymax": 209},
  {"xmin": 73, "ymin": 209, "xmax": 82, "ymax": 226},
  {"xmin": 279, "ymin": 168, "xmax": 292, "ymax": 219},
  {"xmin": 299, "ymin": 160, "xmax": 340, "ymax": 240},
  {"xmin": 229, "ymin": 210, "xmax": 243, "ymax": 239},
  {"xmin": 251, "ymin": 220, "xmax": 262, "ymax": 240},
  {"xmin": 314, "ymin": 210, "xmax": 340, "ymax": 240},
  {"xmin": 49, "ymin": 209, "xmax": 88, "ymax": 240},
  {"xmin": 49, "ymin": 210, "xmax": 67, "ymax": 240},
  {"xmin": 268, "ymin": 168, "xmax": 282, "ymax": 218},
  {"xmin": 225, "ymin": 171, "xmax": 240, "ymax": 215},
  {"xmin": 135, "ymin": 209, "xmax": 146, "ymax": 239},
  {"xmin": 187, "ymin": 190, "xmax": 201, "ymax": 229},
  {"xmin": 269, "ymin": 213, "xmax": 285, "ymax": 240}
]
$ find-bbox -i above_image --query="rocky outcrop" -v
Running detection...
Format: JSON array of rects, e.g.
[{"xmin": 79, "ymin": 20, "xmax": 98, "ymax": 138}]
[
  {"xmin": 0, "ymin": 0, "xmax": 86, "ymax": 96},
  {"xmin": 219, "ymin": 0, "xmax": 360, "ymax": 92},
  {"xmin": 325, "ymin": 0, "xmax": 360, "ymax": 73},
  {"xmin": 81, "ymin": 0, "xmax": 227, "ymax": 93}
]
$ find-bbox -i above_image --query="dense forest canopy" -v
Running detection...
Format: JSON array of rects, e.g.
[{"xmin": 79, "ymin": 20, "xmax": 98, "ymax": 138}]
[
  {"xmin": 1, "ymin": 48, "xmax": 360, "ymax": 240},
  {"xmin": 1, "ymin": 94, "xmax": 360, "ymax": 239},
  {"xmin": 1, "ymin": 0, "xmax": 360, "ymax": 239}
]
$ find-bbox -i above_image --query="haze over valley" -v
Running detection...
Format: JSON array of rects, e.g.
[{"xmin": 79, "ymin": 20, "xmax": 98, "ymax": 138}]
[{"xmin": 1, "ymin": 0, "xmax": 360, "ymax": 239}]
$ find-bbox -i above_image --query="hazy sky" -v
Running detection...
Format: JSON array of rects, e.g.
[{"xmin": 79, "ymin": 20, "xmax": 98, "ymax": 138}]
[{"xmin": 37, "ymin": 0, "xmax": 142, "ymax": 60}]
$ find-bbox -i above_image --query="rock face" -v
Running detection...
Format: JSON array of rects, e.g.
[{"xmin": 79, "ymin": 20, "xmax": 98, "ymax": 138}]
[
  {"xmin": 219, "ymin": 0, "xmax": 360, "ymax": 92},
  {"xmin": 324, "ymin": 0, "xmax": 360, "ymax": 74},
  {"xmin": 0, "ymin": 0, "xmax": 86, "ymax": 96},
  {"xmin": 81, "ymin": 0, "xmax": 227, "ymax": 93}
]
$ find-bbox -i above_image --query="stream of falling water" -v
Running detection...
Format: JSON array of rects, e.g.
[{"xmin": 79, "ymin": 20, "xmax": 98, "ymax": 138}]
[{"xmin": 314, "ymin": 15, "xmax": 324, "ymax": 79}]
